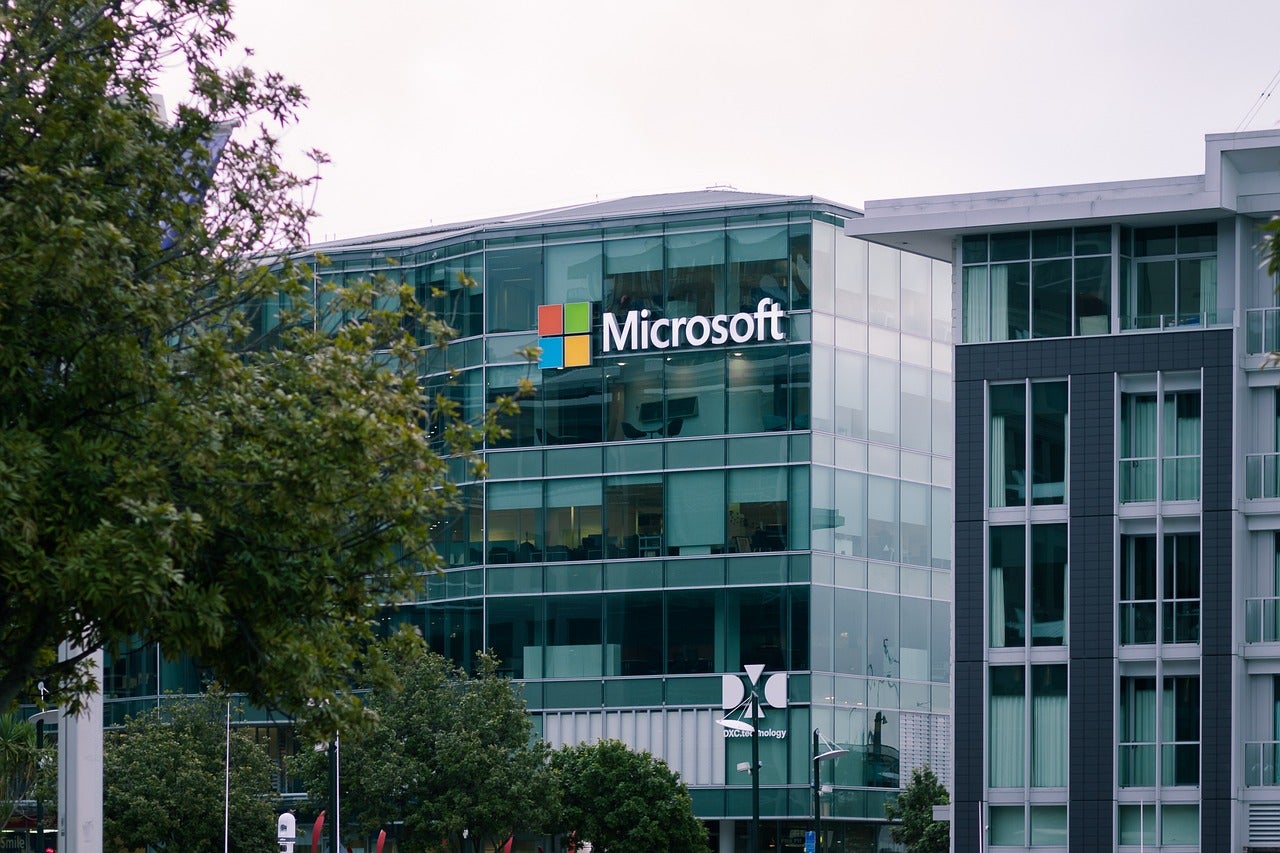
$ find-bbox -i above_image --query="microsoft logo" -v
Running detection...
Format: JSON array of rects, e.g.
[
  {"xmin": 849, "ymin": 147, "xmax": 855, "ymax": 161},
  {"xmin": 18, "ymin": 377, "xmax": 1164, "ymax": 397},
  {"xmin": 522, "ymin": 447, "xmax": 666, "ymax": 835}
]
[{"xmin": 537, "ymin": 302, "xmax": 591, "ymax": 369}]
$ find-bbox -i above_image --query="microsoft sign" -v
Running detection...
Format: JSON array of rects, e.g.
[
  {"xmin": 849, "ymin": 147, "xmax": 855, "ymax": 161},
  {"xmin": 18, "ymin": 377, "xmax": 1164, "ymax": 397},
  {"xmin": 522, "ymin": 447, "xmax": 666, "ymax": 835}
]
[{"xmin": 538, "ymin": 297, "xmax": 788, "ymax": 369}]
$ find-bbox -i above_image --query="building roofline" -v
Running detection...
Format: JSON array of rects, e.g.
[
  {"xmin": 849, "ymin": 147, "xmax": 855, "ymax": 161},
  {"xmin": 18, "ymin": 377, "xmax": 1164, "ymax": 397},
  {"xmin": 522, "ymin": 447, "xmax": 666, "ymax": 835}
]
[
  {"xmin": 846, "ymin": 129, "xmax": 1280, "ymax": 260},
  {"xmin": 305, "ymin": 190, "xmax": 862, "ymax": 256}
]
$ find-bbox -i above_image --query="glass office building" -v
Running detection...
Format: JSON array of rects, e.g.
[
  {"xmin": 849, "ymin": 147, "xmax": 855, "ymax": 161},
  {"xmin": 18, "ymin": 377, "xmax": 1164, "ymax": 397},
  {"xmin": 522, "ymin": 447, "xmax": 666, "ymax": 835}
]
[
  {"xmin": 850, "ymin": 129, "xmax": 1280, "ymax": 853},
  {"xmin": 99, "ymin": 190, "xmax": 950, "ymax": 852}
]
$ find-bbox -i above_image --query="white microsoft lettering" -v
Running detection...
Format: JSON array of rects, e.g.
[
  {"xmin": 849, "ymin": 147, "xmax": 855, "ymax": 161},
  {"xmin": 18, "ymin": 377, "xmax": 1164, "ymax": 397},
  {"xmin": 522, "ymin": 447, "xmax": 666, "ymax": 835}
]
[{"xmin": 602, "ymin": 297, "xmax": 786, "ymax": 353}]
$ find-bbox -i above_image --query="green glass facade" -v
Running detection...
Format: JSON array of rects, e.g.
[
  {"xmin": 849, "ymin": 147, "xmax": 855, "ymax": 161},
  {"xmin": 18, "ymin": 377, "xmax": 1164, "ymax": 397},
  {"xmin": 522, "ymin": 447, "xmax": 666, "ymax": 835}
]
[{"xmin": 102, "ymin": 192, "xmax": 953, "ymax": 851}]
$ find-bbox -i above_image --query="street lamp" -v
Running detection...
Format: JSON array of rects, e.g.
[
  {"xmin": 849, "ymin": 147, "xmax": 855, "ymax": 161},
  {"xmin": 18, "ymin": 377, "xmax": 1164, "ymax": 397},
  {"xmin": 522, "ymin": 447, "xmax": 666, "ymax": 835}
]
[
  {"xmin": 717, "ymin": 686, "xmax": 761, "ymax": 852},
  {"xmin": 811, "ymin": 729, "xmax": 847, "ymax": 853}
]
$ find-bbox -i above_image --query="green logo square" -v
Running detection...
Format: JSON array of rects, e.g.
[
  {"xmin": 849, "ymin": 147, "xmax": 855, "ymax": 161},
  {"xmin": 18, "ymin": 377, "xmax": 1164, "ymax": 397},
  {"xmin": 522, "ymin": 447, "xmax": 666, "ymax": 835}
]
[{"xmin": 563, "ymin": 302, "xmax": 590, "ymax": 334}]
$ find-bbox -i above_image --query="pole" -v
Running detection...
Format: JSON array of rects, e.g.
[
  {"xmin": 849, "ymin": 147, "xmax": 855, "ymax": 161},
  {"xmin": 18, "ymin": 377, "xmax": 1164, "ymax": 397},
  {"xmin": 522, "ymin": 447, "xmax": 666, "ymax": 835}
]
[
  {"xmin": 34, "ymin": 720, "xmax": 44, "ymax": 853},
  {"xmin": 812, "ymin": 729, "xmax": 820, "ymax": 853},
  {"xmin": 750, "ymin": 690, "xmax": 759, "ymax": 853},
  {"xmin": 224, "ymin": 701, "xmax": 231, "ymax": 853}
]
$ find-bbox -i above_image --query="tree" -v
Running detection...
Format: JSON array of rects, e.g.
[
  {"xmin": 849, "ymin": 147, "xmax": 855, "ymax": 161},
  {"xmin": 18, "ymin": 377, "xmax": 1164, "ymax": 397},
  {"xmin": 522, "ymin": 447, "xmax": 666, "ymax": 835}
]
[
  {"xmin": 0, "ymin": 712, "xmax": 38, "ymax": 828},
  {"xmin": 103, "ymin": 690, "xmax": 276, "ymax": 852},
  {"xmin": 1266, "ymin": 215, "xmax": 1280, "ymax": 278},
  {"xmin": 551, "ymin": 739, "xmax": 709, "ymax": 853},
  {"xmin": 295, "ymin": 649, "xmax": 556, "ymax": 852},
  {"xmin": 0, "ymin": 0, "xmax": 492, "ymax": 730},
  {"xmin": 884, "ymin": 765, "xmax": 950, "ymax": 853}
]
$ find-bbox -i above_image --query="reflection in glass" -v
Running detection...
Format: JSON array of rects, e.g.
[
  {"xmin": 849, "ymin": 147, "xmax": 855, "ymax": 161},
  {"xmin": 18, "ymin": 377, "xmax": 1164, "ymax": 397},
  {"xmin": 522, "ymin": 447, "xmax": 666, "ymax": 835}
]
[
  {"xmin": 729, "ymin": 226, "xmax": 788, "ymax": 311},
  {"xmin": 604, "ymin": 237, "xmax": 663, "ymax": 317},
  {"xmin": 989, "ymin": 526, "xmax": 1026, "ymax": 648},
  {"xmin": 545, "ymin": 241, "xmax": 603, "ymax": 306},
  {"xmin": 664, "ymin": 351, "xmax": 725, "ymax": 438},
  {"xmin": 486, "ymin": 246, "xmax": 542, "ymax": 333},
  {"xmin": 727, "ymin": 346, "xmax": 790, "ymax": 434},
  {"xmin": 728, "ymin": 467, "xmax": 788, "ymax": 553},
  {"xmin": 666, "ymin": 230, "xmax": 725, "ymax": 317},
  {"xmin": 541, "ymin": 367, "xmax": 604, "ymax": 445}
]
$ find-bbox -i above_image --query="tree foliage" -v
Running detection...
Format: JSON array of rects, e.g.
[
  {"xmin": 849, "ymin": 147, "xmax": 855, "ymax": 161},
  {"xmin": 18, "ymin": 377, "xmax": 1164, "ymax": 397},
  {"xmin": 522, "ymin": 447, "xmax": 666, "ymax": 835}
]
[
  {"xmin": 550, "ymin": 739, "xmax": 708, "ymax": 853},
  {"xmin": 295, "ymin": 648, "xmax": 556, "ymax": 852},
  {"xmin": 0, "ymin": 0, "xmax": 489, "ymax": 731},
  {"xmin": 0, "ymin": 712, "xmax": 40, "ymax": 828},
  {"xmin": 103, "ymin": 690, "xmax": 276, "ymax": 853},
  {"xmin": 1266, "ymin": 215, "xmax": 1280, "ymax": 278},
  {"xmin": 884, "ymin": 765, "xmax": 950, "ymax": 853}
]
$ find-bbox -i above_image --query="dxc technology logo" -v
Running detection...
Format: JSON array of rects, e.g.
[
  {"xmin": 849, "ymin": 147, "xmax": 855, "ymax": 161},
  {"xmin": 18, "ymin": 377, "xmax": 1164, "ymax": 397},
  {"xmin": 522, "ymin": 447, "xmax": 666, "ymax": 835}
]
[
  {"xmin": 721, "ymin": 664, "xmax": 788, "ymax": 739},
  {"xmin": 537, "ymin": 302, "xmax": 591, "ymax": 369}
]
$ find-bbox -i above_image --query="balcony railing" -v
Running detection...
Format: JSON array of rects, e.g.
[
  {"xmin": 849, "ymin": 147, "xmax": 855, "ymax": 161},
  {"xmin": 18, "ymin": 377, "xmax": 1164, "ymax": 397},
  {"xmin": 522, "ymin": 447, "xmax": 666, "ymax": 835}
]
[
  {"xmin": 1246, "ymin": 597, "xmax": 1280, "ymax": 643},
  {"xmin": 1247, "ymin": 307, "xmax": 1280, "ymax": 355},
  {"xmin": 1247, "ymin": 741, "xmax": 1280, "ymax": 786},
  {"xmin": 1120, "ymin": 311, "xmax": 1215, "ymax": 332},
  {"xmin": 1248, "ymin": 453, "xmax": 1280, "ymax": 499}
]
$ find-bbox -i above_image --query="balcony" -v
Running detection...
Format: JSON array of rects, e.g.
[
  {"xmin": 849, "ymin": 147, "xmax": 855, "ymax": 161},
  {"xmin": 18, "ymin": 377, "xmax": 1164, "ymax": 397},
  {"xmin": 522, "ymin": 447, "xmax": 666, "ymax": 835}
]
[
  {"xmin": 1246, "ymin": 597, "xmax": 1280, "ymax": 643},
  {"xmin": 1120, "ymin": 311, "xmax": 1215, "ymax": 332},
  {"xmin": 1248, "ymin": 454, "xmax": 1280, "ymax": 499},
  {"xmin": 1247, "ymin": 307, "xmax": 1280, "ymax": 355},
  {"xmin": 1247, "ymin": 741, "xmax": 1280, "ymax": 786}
]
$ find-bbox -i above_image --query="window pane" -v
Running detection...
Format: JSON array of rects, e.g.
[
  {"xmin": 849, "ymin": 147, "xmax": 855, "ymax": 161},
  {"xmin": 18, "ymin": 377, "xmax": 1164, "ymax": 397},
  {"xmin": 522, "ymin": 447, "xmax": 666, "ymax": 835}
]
[
  {"xmin": 666, "ymin": 230, "xmax": 726, "ymax": 317},
  {"xmin": 992, "ymin": 262, "xmax": 1030, "ymax": 341},
  {"xmin": 728, "ymin": 467, "xmax": 788, "ymax": 553},
  {"xmin": 729, "ymin": 226, "xmax": 788, "ymax": 312},
  {"xmin": 1117, "ymin": 804, "xmax": 1156, "ymax": 846},
  {"xmin": 1031, "ymin": 665, "xmax": 1068, "ymax": 786},
  {"xmin": 604, "ymin": 236, "xmax": 663, "ymax": 316},
  {"xmin": 604, "ymin": 475, "xmax": 663, "ymax": 559},
  {"xmin": 1119, "ymin": 676, "xmax": 1156, "ymax": 786},
  {"xmin": 989, "ymin": 806, "xmax": 1025, "ymax": 846},
  {"xmin": 1031, "ymin": 258, "xmax": 1071, "ymax": 338},
  {"xmin": 543, "ymin": 594, "xmax": 604, "ymax": 676},
  {"xmin": 990, "ymin": 384, "xmax": 1026, "ymax": 508},
  {"xmin": 666, "ymin": 470, "xmax": 725, "ymax": 554},
  {"xmin": 727, "ymin": 346, "xmax": 790, "ymax": 434},
  {"xmin": 1161, "ymin": 805, "xmax": 1198, "ymax": 845},
  {"xmin": 1120, "ymin": 535, "xmax": 1157, "ymax": 645},
  {"xmin": 1031, "ymin": 525, "xmax": 1067, "ymax": 647},
  {"xmin": 1163, "ymin": 532, "xmax": 1200, "ymax": 644},
  {"xmin": 1074, "ymin": 255, "xmax": 1110, "ymax": 335},
  {"xmin": 486, "ymin": 596, "xmax": 544, "ymax": 679},
  {"xmin": 1031, "ymin": 382, "xmax": 1067, "ymax": 505},
  {"xmin": 545, "ymin": 478, "xmax": 603, "ymax": 561},
  {"xmin": 990, "ymin": 526, "xmax": 1026, "ymax": 648},
  {"xmin": 487, "ymin": 481, "xmax": 543, "ymax": 564},
  {"xmin": 545, "ymin": 241, "xmax": 603, "ymax": 306},
  {"xmin": 606, "ymin": 356, "xmax": 664, "ymax": 442},
  {"xmin": 962, "ymin": 265, "xmax": 989, "ymax": 342},
  {"xmin": 542, "ymin": 367, "xmax": 604, "ymax": 445},
  {"xmin": 1030, "ymin": 806, "xmax": 1068, "ymax": 845},
  {"xmin": 665, "ymin": 351, "xmax": 725, "ymax": 438},
  {"xmin": 487, "ymin": 247, "xmax": 542, "ymax": 333},
  {"xmin": 667, "ymin": 588, "xmax": 720, "ymax": 673},
  {"xmin": 989, "ymin": 666, "xmax": 1026, "ymax": 787}
]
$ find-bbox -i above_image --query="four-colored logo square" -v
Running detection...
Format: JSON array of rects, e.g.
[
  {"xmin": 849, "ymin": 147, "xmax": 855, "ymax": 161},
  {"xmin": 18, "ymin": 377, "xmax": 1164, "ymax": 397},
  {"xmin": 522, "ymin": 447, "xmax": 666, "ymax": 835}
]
[{"xmin": 538, "ymin": 302, "xmax": 591, "ymax": 368}]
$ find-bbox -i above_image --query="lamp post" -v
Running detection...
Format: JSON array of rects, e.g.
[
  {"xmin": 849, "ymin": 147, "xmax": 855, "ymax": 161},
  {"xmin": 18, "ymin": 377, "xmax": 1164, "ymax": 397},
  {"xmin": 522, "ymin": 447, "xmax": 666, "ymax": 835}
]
[
  {"xmin": 811, "ymin": 729, "xmax": 847, "ymax": 853},
  {"xmin": 716, "ymin": 689, "xmax": 761, "ymax": 852}
]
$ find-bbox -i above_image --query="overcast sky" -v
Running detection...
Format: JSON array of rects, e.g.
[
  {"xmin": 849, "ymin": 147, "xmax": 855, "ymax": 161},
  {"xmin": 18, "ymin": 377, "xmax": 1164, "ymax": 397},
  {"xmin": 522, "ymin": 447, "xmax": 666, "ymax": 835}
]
[{"xmin": 192, "ymin": 0, "xmax": 1280, "ymax": 242}]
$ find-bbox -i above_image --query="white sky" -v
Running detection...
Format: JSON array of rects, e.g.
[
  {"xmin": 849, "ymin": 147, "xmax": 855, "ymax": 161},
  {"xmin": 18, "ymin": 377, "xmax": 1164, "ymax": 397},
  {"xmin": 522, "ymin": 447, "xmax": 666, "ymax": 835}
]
[{"xmin": 197, "ymin": 0, "xmax": 1280, "ymax": 242}]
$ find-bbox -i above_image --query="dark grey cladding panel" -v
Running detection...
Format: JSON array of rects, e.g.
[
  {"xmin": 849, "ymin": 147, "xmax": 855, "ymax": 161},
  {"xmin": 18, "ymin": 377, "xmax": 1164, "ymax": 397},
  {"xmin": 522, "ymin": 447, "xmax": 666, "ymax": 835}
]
[
  {"xmin": 953, "ymin": 658, "xmax": 984, "ymax": 851},
  {"xmin": 952, "ymin": 328, "xmax": 1234, "ymax": 853},
  {"xmin": 955, "ymin": 379, "xmax": 986, "ymax": 522},
  {"xmin": 954, "ymin": 329, "xmax": 1234, "ymax": 383},
  {"xmin": 955, "ymin": 520, "xmax": 985, "ymax": 665}
]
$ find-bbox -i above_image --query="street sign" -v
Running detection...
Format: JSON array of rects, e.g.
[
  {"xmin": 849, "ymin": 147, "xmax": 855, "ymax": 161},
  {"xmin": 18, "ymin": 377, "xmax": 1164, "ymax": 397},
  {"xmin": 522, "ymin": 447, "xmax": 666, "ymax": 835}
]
[{"xmin": 804, "ymin": 830, "xmax": 815, "ymax": 853}]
